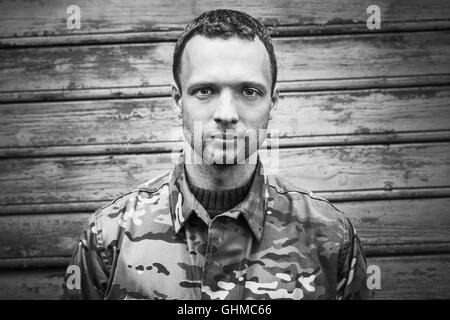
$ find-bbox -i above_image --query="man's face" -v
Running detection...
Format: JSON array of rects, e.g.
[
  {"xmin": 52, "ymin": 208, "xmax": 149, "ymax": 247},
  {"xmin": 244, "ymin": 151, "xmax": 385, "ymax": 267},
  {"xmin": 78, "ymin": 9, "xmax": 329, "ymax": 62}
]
[{"xmin": 173, "ymin": 35, "xmax": 277, "ymax": 165}]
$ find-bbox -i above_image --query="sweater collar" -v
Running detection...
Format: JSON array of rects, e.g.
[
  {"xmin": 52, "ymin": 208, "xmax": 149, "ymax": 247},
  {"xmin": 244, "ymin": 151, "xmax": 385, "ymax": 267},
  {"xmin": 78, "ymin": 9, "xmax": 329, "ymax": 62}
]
[{"xmin": 187, "ymin": 174, "xmax": 253, "ymax": 216}]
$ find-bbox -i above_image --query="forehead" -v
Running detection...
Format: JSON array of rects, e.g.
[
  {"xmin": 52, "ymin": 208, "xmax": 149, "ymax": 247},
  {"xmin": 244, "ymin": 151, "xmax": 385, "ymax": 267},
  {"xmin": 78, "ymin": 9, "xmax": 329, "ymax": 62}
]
[{"xmin": 180, "ymin": 35, "xmax": 271, "ymax": 86}]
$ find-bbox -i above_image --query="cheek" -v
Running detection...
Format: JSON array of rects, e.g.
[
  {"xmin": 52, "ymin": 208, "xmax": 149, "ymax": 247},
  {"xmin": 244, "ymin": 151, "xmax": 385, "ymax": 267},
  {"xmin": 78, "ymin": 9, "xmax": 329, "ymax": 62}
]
[
  {"xmin": 182, "ymin": 98, "xmax": 212, "ymax": 122},
  {"xmin": 242, "ymin": 104, "xmax": 271, "ymax": 128},
  {"xmin": 181, "ymin": 99, "xmax": 212, "ymax": 142}
]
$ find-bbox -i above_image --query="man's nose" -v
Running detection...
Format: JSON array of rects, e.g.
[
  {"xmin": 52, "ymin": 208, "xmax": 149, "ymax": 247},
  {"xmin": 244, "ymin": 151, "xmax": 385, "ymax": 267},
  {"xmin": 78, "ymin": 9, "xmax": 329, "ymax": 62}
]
[{"xmin": 213, "ymin": 91, "xmax": 239, "ymax": 125}]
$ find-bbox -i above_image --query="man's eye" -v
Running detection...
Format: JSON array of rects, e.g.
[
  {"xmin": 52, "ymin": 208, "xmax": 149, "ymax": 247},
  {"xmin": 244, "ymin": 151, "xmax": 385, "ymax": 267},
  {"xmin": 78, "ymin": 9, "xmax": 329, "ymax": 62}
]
[
  {"xmin": 195, "ymin": 88, "xmax": 213, "ymax": 96},
  {"xmin": 242, "ymin": 88, "xmax": 259, "ymax": 97}
]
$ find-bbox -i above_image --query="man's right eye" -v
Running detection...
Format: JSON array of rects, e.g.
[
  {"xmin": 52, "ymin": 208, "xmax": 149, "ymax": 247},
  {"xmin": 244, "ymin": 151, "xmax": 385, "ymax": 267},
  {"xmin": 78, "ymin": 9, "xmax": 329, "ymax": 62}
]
[{"xmin": 194, "ymin": 88, "xmax": 213, "ymax": 97}]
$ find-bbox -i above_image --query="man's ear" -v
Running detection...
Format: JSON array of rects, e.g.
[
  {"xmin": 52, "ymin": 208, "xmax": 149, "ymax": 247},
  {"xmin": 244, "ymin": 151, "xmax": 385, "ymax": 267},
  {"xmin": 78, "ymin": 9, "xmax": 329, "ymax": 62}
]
[
  {"xmin": 269, "ymin": 85, "xmax": 279, "ymax": 120},
  {"xmin": 171, "ymin": 83, "xmax": 183, "ymax": 119}
]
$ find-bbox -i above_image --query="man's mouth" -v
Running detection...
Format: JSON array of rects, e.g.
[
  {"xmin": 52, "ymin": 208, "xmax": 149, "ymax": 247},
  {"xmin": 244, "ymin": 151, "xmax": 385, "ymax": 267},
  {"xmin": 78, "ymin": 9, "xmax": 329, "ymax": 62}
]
[
  {"xmin": 205, "ymin": 131, "xmax": 242, "ymax": 141},
  {"xmin": 209, "ymin": 137, "xmax": 238, "ymax": 147},
  {"xmin": 214, "ymin": 136, "xmax": 237, "ymax": 142}
]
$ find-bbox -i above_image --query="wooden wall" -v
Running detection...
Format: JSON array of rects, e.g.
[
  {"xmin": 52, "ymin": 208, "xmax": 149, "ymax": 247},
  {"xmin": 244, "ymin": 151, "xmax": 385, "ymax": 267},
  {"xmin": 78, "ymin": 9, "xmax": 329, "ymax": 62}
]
[{"xmin": 0, "ymin": 0, "xmax": 449, "ymax": 299}]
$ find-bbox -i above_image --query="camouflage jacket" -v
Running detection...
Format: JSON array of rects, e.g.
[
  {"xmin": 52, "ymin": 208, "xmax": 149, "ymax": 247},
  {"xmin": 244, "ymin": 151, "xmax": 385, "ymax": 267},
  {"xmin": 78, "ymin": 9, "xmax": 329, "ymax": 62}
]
[{"xmin": 62, "ymin": 155, "xmax": 372, "ymax": 300}]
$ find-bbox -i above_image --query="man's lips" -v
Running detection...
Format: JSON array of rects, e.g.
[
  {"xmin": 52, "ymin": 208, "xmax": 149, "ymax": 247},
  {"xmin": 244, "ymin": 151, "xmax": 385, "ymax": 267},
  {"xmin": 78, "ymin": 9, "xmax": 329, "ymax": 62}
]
[
  {"xmin": 204, "ymin": 132, "xmax": 243, "ymax": 140},
  {"xmin": 210, "ymin": 137, "xmax": 238, "ymax": 145},
  {"xmin": 208, "ymin": 137, "xmax": 241, "ymax": 146}
]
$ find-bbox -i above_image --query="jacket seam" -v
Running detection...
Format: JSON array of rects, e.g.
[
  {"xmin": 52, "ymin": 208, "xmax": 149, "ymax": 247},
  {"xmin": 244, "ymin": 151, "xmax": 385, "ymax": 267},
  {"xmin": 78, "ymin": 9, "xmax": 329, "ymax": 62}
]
[
  {"xmin": 134, "ymin": 182, "xmax": 169, "ymax": 195},
  {"xmin": 93, "ymin": 210, "xmax": 108, "ymax": 274},
  {"xmin": 93, "ymin": 190, "xmax": 139, "ymax": 217},
  {"xmin": 267, "ymin": 184, "xmax": 345, "ymax": 215},
  {"xmin": 93, "ymin": 172, "xmax": 171, "ymax": 216}
]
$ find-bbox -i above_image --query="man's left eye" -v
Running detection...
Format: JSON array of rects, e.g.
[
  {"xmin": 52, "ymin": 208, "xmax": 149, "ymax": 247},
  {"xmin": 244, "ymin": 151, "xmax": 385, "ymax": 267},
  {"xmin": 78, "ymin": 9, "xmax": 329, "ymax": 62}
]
[{"xmin": 242, "ymin": 88, "xmax": 259, "ymax": 97}]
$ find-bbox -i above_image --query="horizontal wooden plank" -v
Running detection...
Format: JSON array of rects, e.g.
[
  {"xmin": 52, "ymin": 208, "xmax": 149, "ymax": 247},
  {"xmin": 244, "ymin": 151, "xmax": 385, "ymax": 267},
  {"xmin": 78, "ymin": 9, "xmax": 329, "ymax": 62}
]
[
  {"xmin": 271, "ymin": 143, "xmax": 450, "ymax": 193},
  {"xmin": 338, "ymin": 198, "xmax": 450, "ymax": 249},
  {"xmin": 3, "ymin": 131, "xmax": 450, "ymax": 159},
  {"xmin": 3, "ymin": 187, "xmax": 450, "ymax": 216},
  {"xmin": 0, "ymin": 197, "xmax": 449, "ymax": 260},
  {"xmin": 0, "ymin": 213, "xmax": 90, "ymax": 260},
  {"xmin": 1, "ymin": 86, "xmax": 450, "ymax": 154},
  {"xmin": 371, "ymin": 254, "xmax": 450, "ymax": 299},
  {"xmin": 5, "ymin": 20, "xmax": 450, "ymax": 48},
  {"xmin": 0, "ymin": 267, "xmax": 64, "ymax": 299},
  {"xmin": 1, "ymin": 31, "xmax": 449, "ymax": 98},
  {"xmin": 1, "ymin": 254, "xmax": 449, "ymax": 299},
  {"xmin": 1, "ymin": 0, "xmax": 450, "ymax": 46},
  {"xmin": 2, "ymin": 75, "xmax": 450, "ymax": 103},
  {"xmin": 0, "ymin": 143, "xmax": 449, "ymax": 206},
  {"xmin": 0, "ymin": 257, "xmax": 70, "ymax": 269}
]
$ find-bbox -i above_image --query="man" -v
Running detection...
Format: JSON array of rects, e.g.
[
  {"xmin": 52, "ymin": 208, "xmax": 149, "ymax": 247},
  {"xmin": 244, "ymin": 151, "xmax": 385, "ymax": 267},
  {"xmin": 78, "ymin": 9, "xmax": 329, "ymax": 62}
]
[{"xmin": 63, "ymin": 9, "xmax": 372, "ymax": 300}]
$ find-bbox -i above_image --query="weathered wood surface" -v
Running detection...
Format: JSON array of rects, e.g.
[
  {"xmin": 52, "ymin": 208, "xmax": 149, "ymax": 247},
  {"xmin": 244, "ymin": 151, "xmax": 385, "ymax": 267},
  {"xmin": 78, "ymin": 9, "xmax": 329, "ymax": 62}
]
[
  {"xmin": 3, "ymin": 75, "xmax": 450, "ymax": 103},
  {"xmin": 1, "ymin": 0, "xmax": 449, "ymax": 46},
  {"xmin": 1, "ymin": 31, "xmax": 449, "ymax": 100},
  {"xmin": 0, "ymin": 143, "xmax": 448, "ymax": 206},
  {"xmin": 0, "ymin": 213, "xmax": 90, "ymax": 261},
  {"xmin": 1, "ymin": 87, "xmax": 449, "ymax": 156},
  {"xmin": 1, "ymin": 254, "xmax": 449, "ymax": 299},
  {"xmin": 1, "ymin": 198, "xmax": 449, "ymax": 262},
  {"xmin": 371, "ymin": 254, "xmax": 450, "ymax": 299}
]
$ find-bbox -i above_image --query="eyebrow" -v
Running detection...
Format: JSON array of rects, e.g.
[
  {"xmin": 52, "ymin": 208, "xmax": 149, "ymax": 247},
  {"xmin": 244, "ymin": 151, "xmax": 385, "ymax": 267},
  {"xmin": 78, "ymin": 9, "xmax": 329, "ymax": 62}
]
[{"xmin": 187, "ymin": 81, "xmax": 267, "ymax": 94}]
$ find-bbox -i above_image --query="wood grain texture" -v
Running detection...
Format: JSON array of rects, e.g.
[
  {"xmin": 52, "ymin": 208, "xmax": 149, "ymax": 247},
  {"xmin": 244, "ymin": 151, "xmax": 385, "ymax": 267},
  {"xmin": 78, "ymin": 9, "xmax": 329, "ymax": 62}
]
[
  {"xmin": 0, "ymin": 213, "xmax": 89, "ymax": 260},
  {"xmin": 1, "ymin": 31, "xmax": 449, "ymax": 98},
  {"xmin": 1, "ymin": 198, "xmax": 449, "ymax": 261},
  {"xmin": 2, "ymin": 75, "xmax": 450, "ymax": 103},
  {"xmin": 1, "ymin": 143, "xmax": 448, "ymax": 206},
  {"xmin": 4, "ymin": 187, "xmax": 450, "ymax": 216},
  {"xmin": 371, "ymin": 254, "xmax": 450, "ymax": 299},
  {"xmin": 0, "ymin": 0, "xmax": 450, "ymax": 44},
  {"xmin": 0, "ymin": 267, "xmax": 64, "ymax": 300},
  {"xmin": 1, "ymin": 254, "xmax": 449, "ymax": 299},
  {"xmin": 338, "ymin": 199, "xmax": 450, "ymax": 249},
  {"xmin": 3, "ymin": 131, "xmax": 450, "ymax": 158},
  {"xmin": 1, "ymin": 86, "xmax": 449, "ymax": 154}
]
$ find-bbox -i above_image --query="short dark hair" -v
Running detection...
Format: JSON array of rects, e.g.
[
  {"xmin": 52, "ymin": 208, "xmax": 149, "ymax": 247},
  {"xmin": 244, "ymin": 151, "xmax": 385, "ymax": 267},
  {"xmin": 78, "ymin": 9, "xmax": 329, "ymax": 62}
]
[{"xmin": 172, "ymin": 9, "xmax": 277, "ymax": 94}]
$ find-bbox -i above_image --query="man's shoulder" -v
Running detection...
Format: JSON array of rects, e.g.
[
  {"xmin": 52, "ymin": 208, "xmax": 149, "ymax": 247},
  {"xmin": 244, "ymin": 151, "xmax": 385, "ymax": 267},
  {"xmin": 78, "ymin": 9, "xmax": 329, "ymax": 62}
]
[
  {"xmin": 89, "ymin": 170, "xmax": 173, "ymax": 247},
  {"xmin": 95, "ymin": 170, "xmax": 171, "ymax": 215},
  {"xmin": 134, "ymin": 170, "xmax": 172, "ymax": 194},
  {"xmin": 266, "ymin": 174, "xmax": 352, "ymax": 254},
  {"xmin": 266, "ymin": 174, "xmax": 347, "ymax": 225}
]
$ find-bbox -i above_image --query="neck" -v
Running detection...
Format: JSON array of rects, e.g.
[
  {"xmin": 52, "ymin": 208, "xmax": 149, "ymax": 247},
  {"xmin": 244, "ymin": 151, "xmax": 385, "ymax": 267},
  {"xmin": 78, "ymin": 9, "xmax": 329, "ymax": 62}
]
[{"xmin": 184, "ymin": 162, "xmax": 256, "ymax": 191}]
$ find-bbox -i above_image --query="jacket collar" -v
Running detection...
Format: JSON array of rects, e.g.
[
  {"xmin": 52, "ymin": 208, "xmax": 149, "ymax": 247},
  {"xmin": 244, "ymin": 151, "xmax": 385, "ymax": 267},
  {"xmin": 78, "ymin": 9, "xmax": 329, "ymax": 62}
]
[{"xmin": 168, "ymin": 154, "xmax": 268, "ymax": 242}]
